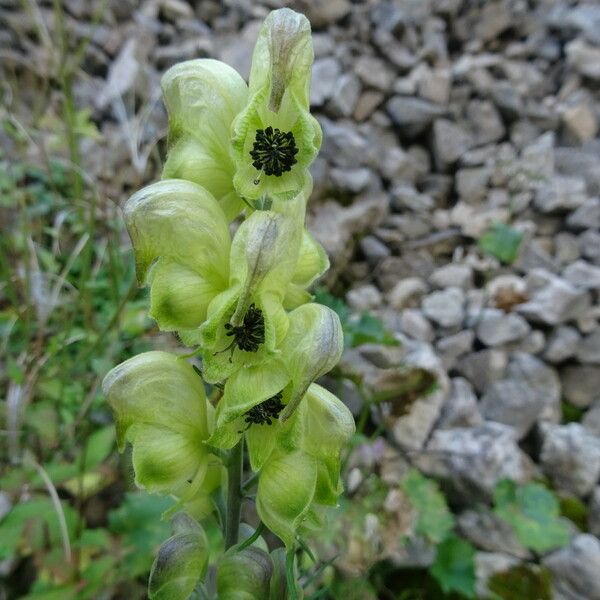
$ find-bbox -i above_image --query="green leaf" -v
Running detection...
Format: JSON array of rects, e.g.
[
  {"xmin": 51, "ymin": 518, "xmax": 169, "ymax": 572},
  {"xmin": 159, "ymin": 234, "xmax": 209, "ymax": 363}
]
[
  {"xmin": 80, "ymin": 426, "xmax": 115, "ymax": 471},
  {"xmin": 0, "ymin": 497, "xmax": 77, "ymax": 560},
  {"xmin": 148, "ymin": 516, "xmax": 209, "ymax": 600},
  {"xmin": 430, "ymin": 535, "xmax": 476, "ymax": 598},
  {"xmin": 559, "ymin": 495, "xmax": 587, "ymax": 531},
  {"xmin": 478, "ymin": 223, "xmax": 523, "ymax": 264},
  {"xmin": 108, "ymin": 493, "xmax": 174, "ymax": 577},
  {"xmin": 488, "ymin": 565, "xmax": 552, "ymax": 600},
  {"xmin": 401, "ymin": 470, "xmax": 454, "ymax": 544},
  {"xmin": 351, "ymin": 312, "xmax": 399, "ymax": 348},
  {"xmin": 313, "ymin": 287, "xmax": 398, "ymax": 348},
  {"xmin": 493, "ymin": 480, "xmax": 570, "ymax": 553}
]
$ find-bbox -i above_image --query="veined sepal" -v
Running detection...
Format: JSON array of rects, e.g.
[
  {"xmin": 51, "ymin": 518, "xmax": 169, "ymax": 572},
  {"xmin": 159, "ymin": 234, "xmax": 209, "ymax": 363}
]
[
  {"xmin": 124, "ymin": 180, "xmax": 230, "ymax": 332},
  {"xmin": 161, "ymin": 59, "xmax": 249, "ymax": 220},
  {"xmin": 216, "ymin": 546, "xmax": 274, "ymax": 600},
  {"xmin": 256, "ymin": 450, "xmax": 317, "ymax": 548},
  {"xmin": 102, "ymin": 351, "xmax": 213, "ymax": 496},
  {"xmin": 279, "ymin": 302, "xmax": 344, "ymax": 420}
]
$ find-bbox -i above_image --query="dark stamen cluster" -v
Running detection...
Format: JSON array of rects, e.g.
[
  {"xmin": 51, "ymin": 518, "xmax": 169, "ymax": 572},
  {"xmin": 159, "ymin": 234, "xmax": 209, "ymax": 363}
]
[
  {"xmin": 250, "ymin": 126, "xmax": 298, "ymax": 177},
  {"xmin": 224, "ymin": 303, "xmax": 265, "ymax": 353},
  {"xmin": 244, "ymin": 392, "xmax": 285, "ymax": 426}
]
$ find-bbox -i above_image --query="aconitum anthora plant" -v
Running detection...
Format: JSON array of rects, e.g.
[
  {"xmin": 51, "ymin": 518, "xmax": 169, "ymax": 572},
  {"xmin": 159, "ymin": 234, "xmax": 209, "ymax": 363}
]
[{"xmin": 102, "ymin": 8, "xmax": 354, "ymax": 599}]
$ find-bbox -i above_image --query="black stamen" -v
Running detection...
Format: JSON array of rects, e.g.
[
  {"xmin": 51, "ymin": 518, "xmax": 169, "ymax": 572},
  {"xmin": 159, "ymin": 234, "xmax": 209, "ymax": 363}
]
[
  {"xmin": 243, "ymin": 392, "xmax": 285, "ymax": 427},
  {"xmin": 215, "ymin": 304, "xmax": 265, "ymax": 362},
  {"xmin": 250, "ymin": 126, "xmax": 298, "ymax": 177}
]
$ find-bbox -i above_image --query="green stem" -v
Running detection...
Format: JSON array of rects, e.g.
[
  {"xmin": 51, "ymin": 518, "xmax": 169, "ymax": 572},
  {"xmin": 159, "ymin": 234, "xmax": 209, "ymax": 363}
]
[
  {"xmin": 241, "ymin": 471, "xmax": 259, "ymax": 494},
  {"xmin": 224, "ymin": 439, "xmax": 244, "ymax": 549},
  {"xmin": 234, "ymin": 522, "xmax": 264, "ymax": 553},
  {"xmin": 286, "ymin": 547, "xmax": 300, "ymax": 600}
]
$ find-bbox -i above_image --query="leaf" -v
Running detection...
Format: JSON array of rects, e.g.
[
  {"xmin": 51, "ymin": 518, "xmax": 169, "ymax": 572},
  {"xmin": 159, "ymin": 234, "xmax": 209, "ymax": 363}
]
[
  {"xmin": 351, "ymin": 313, "xmax": 399, "ymax": 348},
  {"xmin": 0, "ymin": 497, "xmax": 77, "ymax": 560},
  {"xmin": 430, "ymin": 535, "xmax": 476, "ymax": 599},
  {"xmin": 493, "ymin": 480, "xmax": 570, "ymax": 553},
  {"xmin": 478, "ymin": 223, "xmax": 523, "ymax": 264},
  {"xmin": 148, "ymin": 517, "xmax": 209, "ymax": 600},
  {"xmin": 401, "ymin": 470, "xmax": 454, "ymax": 544},
  {"xmin": 108, "ymin": 493, "xmax": 174, "ymax": 577},
  {"xmin": 559, "ymin": 495, "xmax": 587, "ymax": 531},
  {"xmin": 313, "ymin": 287, "xmax": 398, "ymax": 348},
  {"xmin": 80, "ymin": 426, "xmax": 115, "ymax": 471},
  {"xmin": 488, "ymin": 565, "xmax": 552, "ymax": 600}
]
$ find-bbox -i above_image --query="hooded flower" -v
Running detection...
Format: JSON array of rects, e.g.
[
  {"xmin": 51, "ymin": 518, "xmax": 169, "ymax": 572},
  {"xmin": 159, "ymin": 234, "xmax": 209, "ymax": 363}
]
[
  {"xmin": 161, "ymin": 8, "xmax": 320, "ymax": 214},
  {"xmin": 207, "ymin": 303, "xmax": 348, "ymax": 468},
  {"xmin": 254, "ymin": 384, "xmax": 355, "ymax": 547},
  {"xmin": 102, "ymin": 351, "xmax": 221, "ymax": 513},
  {"xmin": 197, "ymin": 191, "xmax": 313, "ymax": 383}
]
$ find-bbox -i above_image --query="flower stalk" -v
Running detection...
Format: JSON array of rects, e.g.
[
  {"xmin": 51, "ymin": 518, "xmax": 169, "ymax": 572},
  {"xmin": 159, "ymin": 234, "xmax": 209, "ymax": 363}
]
[{"xmin": 224, "ymin": 439, "xmax": 244, "ymax": 550}]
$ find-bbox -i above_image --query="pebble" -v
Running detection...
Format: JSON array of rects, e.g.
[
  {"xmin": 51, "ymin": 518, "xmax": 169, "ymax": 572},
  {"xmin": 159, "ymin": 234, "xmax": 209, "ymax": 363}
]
[
  {"xmin": 422, "ymin": 287, "xmax": 465, "ymax": 328},
  {"xmin": 540, "ymin": 423, "xmax": 600, "ymax": 497},
  {"xmin": 475, "ymin": 309, "xmax": 530, "ymax": 347}
]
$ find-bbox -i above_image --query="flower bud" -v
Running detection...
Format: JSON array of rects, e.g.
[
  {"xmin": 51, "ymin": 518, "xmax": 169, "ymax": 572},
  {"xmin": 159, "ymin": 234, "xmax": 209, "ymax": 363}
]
[
  {"xmin": 148, "ymin": 514, "xmax": 209, "ymax": 600},
  {"xmin": 216, "ymin": 546, "xmax": 273, "ymax": 600}
]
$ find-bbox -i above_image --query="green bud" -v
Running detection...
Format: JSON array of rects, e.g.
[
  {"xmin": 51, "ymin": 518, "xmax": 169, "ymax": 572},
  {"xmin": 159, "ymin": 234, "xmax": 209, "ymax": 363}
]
[
  {"xmin": 102, "ymin": 351, "xmax": 211, "ymax": 496},
  {"xmin": 231, "ymin": 8, "xmax": 321, "ymax": 202},
  {"xmin": 216, "ymin": 546, "xmax": 274, "ymax": 600},
  {"xmin": 124, "ymin": 180, "xmax": 230, "ymax": 332},
  {"xmin": 148, "ymin": 514, "xmax": 209, "ymax": 600},
  {"xmin": 161, "ymin": 59, "xmax": 248, "ymax": 220}
]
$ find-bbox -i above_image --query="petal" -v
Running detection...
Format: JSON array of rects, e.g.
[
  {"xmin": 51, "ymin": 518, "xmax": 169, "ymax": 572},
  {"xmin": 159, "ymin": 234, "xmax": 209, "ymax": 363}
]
[
  {"xmin": 124, "ymin": 179, "xmax": 230, "ymax": 286},
  {"xmin": 279, "ymin": 304, "xmax": 344, "ymax": 420},
  {"xmin": 256, "ymin": 450, "xmax": 317, "ymax": 548},
  {"xmin": 248, "ymin": 9, "xmax": 313, "ymax": 110},
  {"xmin": 216, "ymin": 546, "xmax": 273, "ymax": 600},
  {"xmin": 149, "ymin": 258, "xmax": 225, "ymax": 331},
  {"xmin": 102, "ymin": 351, "xmax": 209, "ymax": 450},
  {"xmin": 282, "ymin": 284, "xmax": 312, "ymax": 311},
  {"xmin": 246, "ymin": 425, "xmax": 278, "ymax": 472}
]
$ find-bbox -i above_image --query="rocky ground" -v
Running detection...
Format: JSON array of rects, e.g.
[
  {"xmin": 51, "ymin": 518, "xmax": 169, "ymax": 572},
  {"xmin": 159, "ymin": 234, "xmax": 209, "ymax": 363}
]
[{"xmin": 2, "ymin": 0, "xmax": 600, "ymax": 597}]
